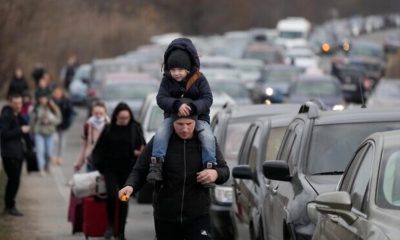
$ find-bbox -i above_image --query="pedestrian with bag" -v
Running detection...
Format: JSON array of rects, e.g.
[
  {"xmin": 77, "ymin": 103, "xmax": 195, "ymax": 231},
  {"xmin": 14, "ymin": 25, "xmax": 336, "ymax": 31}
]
[
  {"xmin": 30, "ymin": 91, "xmax": 62, "ymax": 176},
  {"xmin": 0, "ymin": 93, "xmax": 31, "ymax": 216},
  {"xmin": 91, "ymin": 102, "xmax": 145, "ymax": 240},
  {"xmin": 119, "ymin": 110, "xmax": 230, "ymax": 240},
  {"xmin": 74, "ymin": 101, "xmax": 109, "ymax": 172},
  {"xmin": 147, "ymin": 38, "xmax": 217, "ymax": 184}
]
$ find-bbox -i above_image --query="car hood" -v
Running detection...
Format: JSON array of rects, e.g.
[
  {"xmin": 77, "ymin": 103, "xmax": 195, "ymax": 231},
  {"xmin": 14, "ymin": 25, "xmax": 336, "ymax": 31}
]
[{"xmin": 305, "ymin": 175, "xmax": 342, "ymax": 195}]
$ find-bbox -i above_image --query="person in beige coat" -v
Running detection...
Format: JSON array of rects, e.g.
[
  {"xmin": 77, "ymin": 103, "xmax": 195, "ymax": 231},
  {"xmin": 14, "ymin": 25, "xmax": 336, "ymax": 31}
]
[
  {"xmin": 74, "ymin": 101, "xmax": 109, "ymax": 172},
  {"xmin": 30, "ymin": 91, "xmax": 62, "ymax": 176}
]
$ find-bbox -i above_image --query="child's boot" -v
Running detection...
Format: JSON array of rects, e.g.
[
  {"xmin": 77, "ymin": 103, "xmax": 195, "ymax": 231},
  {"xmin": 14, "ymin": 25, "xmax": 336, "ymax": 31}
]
[{"xmin": 147, "ymin": 157, "xmax": 163, "ymax": 183}]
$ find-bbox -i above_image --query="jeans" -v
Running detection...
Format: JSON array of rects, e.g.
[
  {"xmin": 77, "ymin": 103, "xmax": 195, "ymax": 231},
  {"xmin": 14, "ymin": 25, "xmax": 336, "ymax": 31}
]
[
  {"xmin": 34, "ymin": 133, "xmax": 54, "ymax": 171},
  {"xmin": 54, "ymin": 130, "xmax": 66, "ymax": 159},
  {"xmin": 155, "ymin": 215, "xmax": 212, "ymax": 240},
  {"xmin": 2, "ymin": 157, "xmax": 23, "ymax": 209},
  {"xmin": 152, "ymin": 118, "xmax": 216, "ymax": 164}
]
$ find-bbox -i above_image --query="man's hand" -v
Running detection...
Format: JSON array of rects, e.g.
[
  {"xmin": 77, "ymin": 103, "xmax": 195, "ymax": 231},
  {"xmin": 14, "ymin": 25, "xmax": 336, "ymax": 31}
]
[
  {"xmin": 196, "ymin": 169, "xmax": 218, "ymax": 185},
  {"xmin": 21, "ymin": 126, "xmax": 30, "ymax": 133},
  {"xmin": 119, "ymin": 186, "xmax": 134, "ymax": 200},
  {"xmin": 178, "ymin": 103, "xmax": 191, "ymax": 117}
]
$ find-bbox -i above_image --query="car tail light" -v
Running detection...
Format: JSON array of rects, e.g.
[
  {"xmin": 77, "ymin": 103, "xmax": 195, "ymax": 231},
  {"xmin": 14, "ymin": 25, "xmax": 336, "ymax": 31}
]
[
  {"xmin": 363, "ymin": 78, "xmax": 373, "ymax": 90},
  {"xmin": 321, "ymin": 43, "xmax": 331, "ymax": 53}
]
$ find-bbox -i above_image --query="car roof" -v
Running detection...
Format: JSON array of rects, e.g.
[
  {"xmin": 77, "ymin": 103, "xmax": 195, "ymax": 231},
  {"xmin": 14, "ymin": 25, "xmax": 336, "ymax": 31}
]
[
  {"xmin": 218, "ymin": 103, "xmax": 300, "ymax": 120},
  {"xmin": 104, "ymin": 73, "xmax": 158, "ymax": 84},
  {"xmin": 308, "ymin": 108, "xmax": 400, "ymax": 125}
]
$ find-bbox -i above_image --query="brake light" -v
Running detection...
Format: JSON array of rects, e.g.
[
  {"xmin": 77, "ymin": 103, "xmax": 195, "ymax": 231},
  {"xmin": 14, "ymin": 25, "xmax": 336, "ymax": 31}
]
[
  {"xmin": 363, "ymin": 78, "xmax": 373, "ymax": 90},
  {"xmin": 322, "ymin": 43, "xmax": 331, "ymax": 53}
]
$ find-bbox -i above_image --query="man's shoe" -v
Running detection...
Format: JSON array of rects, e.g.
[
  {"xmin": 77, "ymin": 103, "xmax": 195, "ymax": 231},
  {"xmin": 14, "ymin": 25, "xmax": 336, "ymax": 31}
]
[
  {"xmin": 147, "ymin": 157, "xmax": 163, "ymax": 183},
  {"xmin": 103, "ymin": 226, "xmax": 114, "ymax": 240},
  {"xmin": 5, "ymin": 207, "xmax": 24, "ymax": 217}
]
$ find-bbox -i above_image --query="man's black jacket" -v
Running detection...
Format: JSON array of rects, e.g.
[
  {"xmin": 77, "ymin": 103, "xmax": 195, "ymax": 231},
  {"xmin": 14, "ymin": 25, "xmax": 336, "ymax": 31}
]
[
  {"xmin": 0, "ymin": 106, "xmax": 27, "ymax": 159},
  {"xmin": 125, "ymin": 133, "xmax": 230, "ymax": 222}
]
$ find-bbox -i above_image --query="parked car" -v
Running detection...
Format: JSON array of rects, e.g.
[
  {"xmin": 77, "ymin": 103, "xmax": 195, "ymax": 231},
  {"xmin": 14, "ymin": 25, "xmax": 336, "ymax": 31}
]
[
  {"xmin": 242, "ymin": 43, "xmax": 284, "ymax": 65},
  {"xmin": 261, "ymin": 102, "xmax": 400, "ymax": 240},
  {"xmin": 98, "ymin": 73, "xmax": 159, "ymax": 116},
  {"xmin": 231, "ymin": 113, "xmax": 296, "ymax": 240},
  {"xmin": 286, "ymin": 74, "xmax": 346, "ymax": 110},
  {"xmin": 69, "ymin": 64, "xmax": 92, "ymax": 105},
  {"xmin": 137, "ymin": 93, "xmax": 163, "ymax": 143},
  {"xmin": 208, "ymin": 78, "xmax": 252, "ymax": 105},
  {"xmin": 251, "ymin": 64, "xmax": 301, "ymax": 104},
  {"xmin": 284, "ymin": 47, "xmax": 319, "ymax": 70},
  {"xmin": 311, "ymin": 129, "xmax": 400, "ymax": 240},
  {"xmin": 210, "ymin": 104, "xmax": 300, "ymax": 240},
  {"xmin": 367, "ymin": 79, "xmax": 400, "ymax": 107}
]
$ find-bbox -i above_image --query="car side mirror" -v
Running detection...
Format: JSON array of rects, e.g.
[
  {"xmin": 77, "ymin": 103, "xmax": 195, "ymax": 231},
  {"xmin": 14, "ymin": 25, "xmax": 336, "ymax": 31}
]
[
  {"xmin": 232, "ymin": 165, "xmax": 254, "ymax": 180},
  {"xmin": 314, "ymin": 191, "xmax": 357, "ymax": 225},
  {"xmin": 262, "ymin": 160, "xmax": 291, "ymax": 181}
]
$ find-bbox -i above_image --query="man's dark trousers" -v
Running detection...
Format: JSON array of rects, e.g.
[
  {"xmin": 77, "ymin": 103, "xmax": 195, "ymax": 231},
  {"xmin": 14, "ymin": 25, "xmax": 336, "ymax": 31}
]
[
  {"xmin": 2, "ymin": 157, "xmax": 23, "ymax": 209},
  {"xmin": 155, "ymin": 215, "xmax": 212, "ymax": 240}
]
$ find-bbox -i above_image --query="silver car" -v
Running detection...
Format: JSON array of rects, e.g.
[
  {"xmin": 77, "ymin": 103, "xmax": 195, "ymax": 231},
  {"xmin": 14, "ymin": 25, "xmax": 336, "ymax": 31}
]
[{"xmin": 310, "ymin": 130, "xmax": 400, "ymax": 240}]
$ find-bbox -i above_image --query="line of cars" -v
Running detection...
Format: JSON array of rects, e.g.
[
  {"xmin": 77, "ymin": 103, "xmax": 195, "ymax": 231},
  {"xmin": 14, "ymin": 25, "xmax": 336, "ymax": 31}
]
[{"xmin": 211, "ymin": 100, "xmax": 400, "ymax": 240}]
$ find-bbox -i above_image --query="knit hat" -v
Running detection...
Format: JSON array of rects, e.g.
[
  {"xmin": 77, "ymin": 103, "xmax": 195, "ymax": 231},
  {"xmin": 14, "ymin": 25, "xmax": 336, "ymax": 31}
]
[
  {"xmin": 172, "ymin": 98, "xmax": 198, "ymax": 122},
  {"xmin": 167, "ymin": 49, "xmax": 192, "ymax": 71}
]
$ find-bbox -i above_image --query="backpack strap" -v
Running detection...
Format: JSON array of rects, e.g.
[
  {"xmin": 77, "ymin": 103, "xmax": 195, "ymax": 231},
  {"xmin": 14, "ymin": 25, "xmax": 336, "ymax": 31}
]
[{"xmin": 185, "ymin": 71, "xmax": 201, "ymax": 92}]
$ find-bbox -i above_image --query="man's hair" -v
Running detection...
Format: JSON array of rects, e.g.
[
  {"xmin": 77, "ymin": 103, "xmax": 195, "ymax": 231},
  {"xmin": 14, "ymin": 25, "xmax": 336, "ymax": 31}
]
[{"xmin": 8, "ymin": 93, "xmax": 22, "ymax": 101}]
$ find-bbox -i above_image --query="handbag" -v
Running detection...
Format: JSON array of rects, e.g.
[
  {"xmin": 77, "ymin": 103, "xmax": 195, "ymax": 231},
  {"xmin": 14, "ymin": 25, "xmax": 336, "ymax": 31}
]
[{"xmin": 70, "ymin": 171, "xmax": 107, "ymax": 198}]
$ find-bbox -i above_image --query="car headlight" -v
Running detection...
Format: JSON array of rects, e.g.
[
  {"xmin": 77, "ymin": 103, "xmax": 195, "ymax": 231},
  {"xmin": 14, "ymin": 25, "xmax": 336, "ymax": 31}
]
[
  {"xmin": 265, "ymin": 87, "xmax": 274, "ymax": 96},
  {"xmin": 214, "ymin": 186, "xmax": 233, "ymax": 204},
  {"xmin": 321, "ymin": 43, "xmax": 331, "ymax": 53},
  {"xmin": 332, "ymin": 104, "xmax": 345, "ymax": 111}
]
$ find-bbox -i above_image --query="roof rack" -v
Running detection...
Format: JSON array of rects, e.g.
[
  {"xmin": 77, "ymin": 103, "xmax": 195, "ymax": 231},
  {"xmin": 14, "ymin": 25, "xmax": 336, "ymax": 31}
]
[{"xmin": 298, "ymin": 100, "xmax": 323, "ymax": 119}]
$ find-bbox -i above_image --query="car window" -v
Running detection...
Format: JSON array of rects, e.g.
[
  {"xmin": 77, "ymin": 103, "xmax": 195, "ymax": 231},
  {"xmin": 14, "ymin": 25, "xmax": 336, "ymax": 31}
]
[
  {"xmin": 306, "ymin": 122, "xmax": 400, "ymax": 175},
  {"xmin": 349, "ymin": 144, "xmax": 373, "ymax": 213},
  {"xmin": 238, "ymin": 125, "xmax": 258, "ymax": 165},
  {"xmin": 377, "ymin": 149, "xmax": 400, "ymax": 210},
  {"xmin": 248, "ymin": 128, "xmax": 260, "ymax": 170},
  {"xmin": 340, "ymin": 144, "xmax": 369, "ymax": 191},
  {"xmin": 265, "ymin": 127, "xmax": 287, "ymax": 161},
  {"xmin": 224, "ymin": 122, "xmax": 251, "ymax": 164},
  {"xmin": 287, "ymin": 123, "xmax": 304, "ymax": 168}
]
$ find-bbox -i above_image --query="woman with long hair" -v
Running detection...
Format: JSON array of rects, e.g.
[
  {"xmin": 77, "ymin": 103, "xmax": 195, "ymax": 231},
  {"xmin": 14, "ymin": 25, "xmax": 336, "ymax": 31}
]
[{"xmin": 92, "ymin": 102, "xmax": 145, "ymax": 240}]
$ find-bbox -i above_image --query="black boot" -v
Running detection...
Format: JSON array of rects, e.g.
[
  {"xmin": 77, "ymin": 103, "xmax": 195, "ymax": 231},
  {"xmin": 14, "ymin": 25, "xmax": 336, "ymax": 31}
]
[{"xmin": 147, "ymin": 157, "xmax": 163, "ymax": 183}]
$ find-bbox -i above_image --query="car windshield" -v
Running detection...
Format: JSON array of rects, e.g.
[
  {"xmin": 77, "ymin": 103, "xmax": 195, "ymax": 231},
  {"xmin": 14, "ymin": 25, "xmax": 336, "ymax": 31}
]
[
  {"xmin": 103, "ymin": 83, "xmax": 157, "ymax": 101},
  {"xmin": 224, "ymin": 122, "xmax": 251, "ymax": 163},
  {"xmin": 377, "ymin": 148, "xmax": 400, "ymax": 210},
  {"xmin": 293, "ymin": 80, "xmax": 338, "ymax": 97},
  {"xmin": 374, "ymin": 82, "xmax": 400, "ymax": 98},
  {"xmin": 148, "ymin": 106, "xmax": 163, "ymax": 131},
  {"xmin": 209, "ymin": 81, "xmax": 248, "ymax": 98},
  {"xmin": 279, "ymin": 31, "xmax": 304, "ymax": 39},
  {"xmin": 306, "ymin": 122, "xmax": 400, "ymax": 175},
  {"xmin": 349, "ymin": 45, "xmax": 384, "ymax": 59},
  {"xmin": 262, "ymin": 69, "xmax": 299, "ymax": 84}
]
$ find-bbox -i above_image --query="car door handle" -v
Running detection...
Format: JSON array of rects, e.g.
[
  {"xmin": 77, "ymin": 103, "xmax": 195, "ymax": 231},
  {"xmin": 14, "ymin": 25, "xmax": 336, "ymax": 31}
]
[{"xmin": 271, "ymin": 185, "xmax": 279, "ymax": 195}]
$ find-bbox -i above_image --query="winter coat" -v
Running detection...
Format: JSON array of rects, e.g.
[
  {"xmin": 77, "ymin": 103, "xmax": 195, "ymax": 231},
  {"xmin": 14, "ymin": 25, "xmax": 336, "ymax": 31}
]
[
  {"xmin": 125, "ymin": 133, "xmax": 230, "ymax": 222},
  {"xmin": 0, "ymin": 106, "xmax": 28, "ymax": 159},
  {"xmin": 30, "ymin": 105, "xmax": 62, "ymax": 136},
  {"xmin": 54, "ymin": 97, "xmax": 75, "ymax": 131},
  {"xmin": 7, "ymin": 77, "xmax": 28, "ymax": 97}
]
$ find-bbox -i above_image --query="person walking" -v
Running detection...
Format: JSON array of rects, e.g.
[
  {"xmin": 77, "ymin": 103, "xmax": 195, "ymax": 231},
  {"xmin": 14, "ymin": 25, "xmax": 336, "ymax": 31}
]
[
  {"xmin": 147, "ymin": 38, "xmax": 216, "ymax": 184},
  {"xmin": 74, "ymin": 101, "xmax": 109, "ymax": 172},
  {"xmin": 60, "ymin": 54, "xmax": 79, "ymax": 90},
  {"xmin": 52, "ymin": 87, "xmax": 75, "ymax": 165},
  {"xmin": 31, "ymin": 63, "xmax": 46, "ymax": 87},
  {"xmin": 7, "ymin": 68, "xmax": 29, "ymax": 98},
  {"xmin": 0, "ymin": 93, "xmax": 31, "ymax": 216},
  {"xmin": 30, "ymin": 91, "xmax": 62, "ymax": 176},
  {"xmin": 119, "ymin": 112, "xmax": 230, "ymax": 240},
  {"xmin": 91, "ymin": 102, "xmax": 145, "ymax": 240}
]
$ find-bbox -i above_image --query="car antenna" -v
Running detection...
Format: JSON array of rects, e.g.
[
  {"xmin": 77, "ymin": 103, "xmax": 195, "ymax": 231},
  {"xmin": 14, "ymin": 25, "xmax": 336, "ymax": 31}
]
[{"xmin": 358, "ymin": 78, "xmax": 366, "ymax": 108}]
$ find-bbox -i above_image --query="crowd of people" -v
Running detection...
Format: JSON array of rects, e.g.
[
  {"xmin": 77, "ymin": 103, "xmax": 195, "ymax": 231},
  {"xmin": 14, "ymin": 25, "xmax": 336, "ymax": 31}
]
[{"xmin": 1, "ymin": 39, "xmax": 230, "ymax": 240}]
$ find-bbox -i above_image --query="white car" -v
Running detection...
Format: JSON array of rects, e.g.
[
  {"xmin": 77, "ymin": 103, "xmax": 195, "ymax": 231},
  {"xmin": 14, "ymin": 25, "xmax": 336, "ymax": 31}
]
[{"xmin": 284, "ymin": 47, "xmax": 319, "ymax": 70}]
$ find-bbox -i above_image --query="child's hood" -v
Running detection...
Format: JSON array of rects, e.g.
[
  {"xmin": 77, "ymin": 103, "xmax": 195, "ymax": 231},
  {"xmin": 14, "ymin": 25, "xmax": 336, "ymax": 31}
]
[{"xmin": 163, "ymin": 38, "xmax": 200, "ymax": 73}]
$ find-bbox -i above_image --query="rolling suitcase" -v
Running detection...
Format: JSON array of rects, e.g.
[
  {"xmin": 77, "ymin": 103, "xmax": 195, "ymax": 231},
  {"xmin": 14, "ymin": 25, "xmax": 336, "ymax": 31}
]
[
  {"xmin": 67, "ymin": 191, "xmax": 83, "ymax": 234},
  {"xmin": 82, "ymin": 197, "xmax": 120, "ymax": 239}
]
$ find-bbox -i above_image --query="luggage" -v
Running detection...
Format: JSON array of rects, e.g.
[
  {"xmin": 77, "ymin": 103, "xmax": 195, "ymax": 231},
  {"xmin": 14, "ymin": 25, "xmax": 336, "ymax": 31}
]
[
  {"xmin": 82, "ymin": 197, "xmax": 120, "ymax": 239},
  {"xmin": 67, "ymin": 191, "xmax": 83, "ymax": 234},
  {"xmin": 70, "ymin": 171, "xmax": 107, "ymax": 198}
]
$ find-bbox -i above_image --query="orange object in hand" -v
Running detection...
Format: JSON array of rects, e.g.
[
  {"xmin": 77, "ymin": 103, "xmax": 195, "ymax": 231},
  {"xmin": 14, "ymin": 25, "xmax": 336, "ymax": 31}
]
[{"xmin": 120, "ymin": 194, "xmax": 129, "ymax": 202}]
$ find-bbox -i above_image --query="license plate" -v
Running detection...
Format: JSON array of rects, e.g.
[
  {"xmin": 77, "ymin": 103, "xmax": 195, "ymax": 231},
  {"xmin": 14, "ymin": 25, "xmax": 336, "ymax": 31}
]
[{"xmin": 342, "ymin": 84, "xmax": 357, "ymax": 91}]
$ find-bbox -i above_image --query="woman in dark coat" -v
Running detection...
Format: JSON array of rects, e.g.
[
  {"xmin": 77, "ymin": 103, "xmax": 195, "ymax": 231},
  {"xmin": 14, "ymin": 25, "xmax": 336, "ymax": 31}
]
[
  {"xmin": 7, "ymin": 68, "xmax": 29, "ymax": 98},
  {"xmin": 92, "ymin": 102, "xmax": 145, "ymax": 240}
]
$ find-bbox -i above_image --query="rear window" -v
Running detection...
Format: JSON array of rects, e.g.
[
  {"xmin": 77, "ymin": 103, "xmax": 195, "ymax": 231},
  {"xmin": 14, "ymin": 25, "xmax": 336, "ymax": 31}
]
[{"xmin": 306, "ymin": 122, "xmax": 400, "ymax": 175}]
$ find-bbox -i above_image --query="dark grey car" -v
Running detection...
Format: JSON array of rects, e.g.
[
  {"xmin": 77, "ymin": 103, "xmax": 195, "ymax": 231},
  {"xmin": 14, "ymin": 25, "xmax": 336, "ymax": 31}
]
[
  {"xmin": 311, "ymin": 130, "xmax": 400, "ymax": 240},
  {"xmin": 262, "ymin": 102, "xmax": 400, "ymax": 240}
]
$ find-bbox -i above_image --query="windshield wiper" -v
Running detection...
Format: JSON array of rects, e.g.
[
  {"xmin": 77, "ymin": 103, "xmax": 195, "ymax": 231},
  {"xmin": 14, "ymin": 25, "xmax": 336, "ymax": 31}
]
[{"xmin": 312, "ymin": 171, "xmax": 344, "ymax": 175}]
